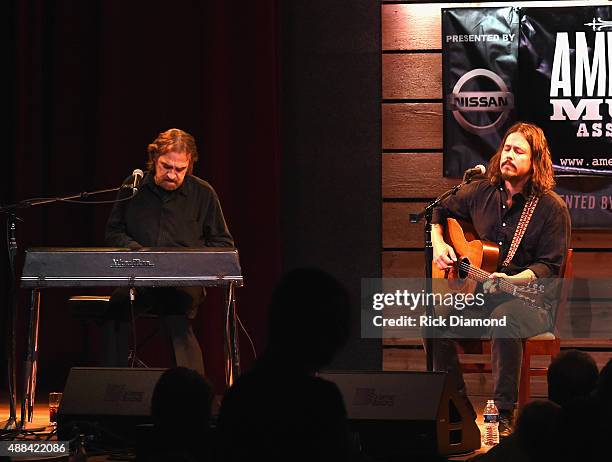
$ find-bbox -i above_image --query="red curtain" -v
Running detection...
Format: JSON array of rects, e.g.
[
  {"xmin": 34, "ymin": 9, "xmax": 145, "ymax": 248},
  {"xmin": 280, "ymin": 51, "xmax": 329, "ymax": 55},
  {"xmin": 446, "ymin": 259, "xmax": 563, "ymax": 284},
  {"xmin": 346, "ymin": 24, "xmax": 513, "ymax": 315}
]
[{"xmin": 6, "ymin": 0, "xmax": 281, "ymax": 392}]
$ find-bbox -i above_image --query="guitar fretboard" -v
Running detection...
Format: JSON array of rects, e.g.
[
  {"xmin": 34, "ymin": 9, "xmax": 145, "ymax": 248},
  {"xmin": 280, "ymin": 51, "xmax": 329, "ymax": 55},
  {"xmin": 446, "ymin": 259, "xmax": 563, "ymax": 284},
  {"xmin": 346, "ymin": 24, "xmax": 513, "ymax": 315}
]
[{"xmin": 458, "ymin": 260, "xmax": 538, "ymax": 307}]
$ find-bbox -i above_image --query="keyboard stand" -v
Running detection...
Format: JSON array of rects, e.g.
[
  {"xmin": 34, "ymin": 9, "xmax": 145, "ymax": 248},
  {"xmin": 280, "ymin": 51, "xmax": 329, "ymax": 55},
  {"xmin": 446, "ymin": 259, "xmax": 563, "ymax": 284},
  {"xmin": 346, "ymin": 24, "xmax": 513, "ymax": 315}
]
[{"xmin": 19, "ymin": 247, "xmax": 243, "ymax": 427}]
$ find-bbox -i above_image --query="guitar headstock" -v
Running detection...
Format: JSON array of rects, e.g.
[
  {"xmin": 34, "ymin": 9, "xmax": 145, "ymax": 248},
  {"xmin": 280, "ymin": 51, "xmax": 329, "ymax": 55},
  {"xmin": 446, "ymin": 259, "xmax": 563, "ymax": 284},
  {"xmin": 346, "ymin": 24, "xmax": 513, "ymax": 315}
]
[
  {"xmin": 515, "ymin": 284, "xmax": 547, "ymax": 310},
  {"xmin": 515, "ymin": 292, "xmax": 537, "ymax": 307},
  {"xmin": 520, "ymin": 281, "xmax": 545, "ymax": 295}
]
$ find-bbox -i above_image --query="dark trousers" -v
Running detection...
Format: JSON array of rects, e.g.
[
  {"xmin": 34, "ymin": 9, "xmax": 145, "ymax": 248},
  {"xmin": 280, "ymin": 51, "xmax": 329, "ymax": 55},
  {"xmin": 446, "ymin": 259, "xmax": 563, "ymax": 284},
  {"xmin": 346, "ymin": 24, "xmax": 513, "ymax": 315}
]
[
  {"xmin": 102, "ymin": 286, "xmax": 205, "ymax": 376},
  {"xmin": 426, "ymin": 295, "xmax": 552, "ymax": 413}
]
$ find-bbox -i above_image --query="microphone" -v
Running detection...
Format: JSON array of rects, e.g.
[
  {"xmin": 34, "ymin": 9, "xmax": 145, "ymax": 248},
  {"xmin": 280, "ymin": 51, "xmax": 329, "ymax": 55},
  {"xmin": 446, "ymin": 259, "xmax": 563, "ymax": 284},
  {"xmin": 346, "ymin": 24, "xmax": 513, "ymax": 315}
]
[
  {"xmin": 128, "ymin": 169, "xmax": 144, "ymax": 195},
  {"xmin": 463, "ymin": 164, "xmax": 486, "ymax": 182}
]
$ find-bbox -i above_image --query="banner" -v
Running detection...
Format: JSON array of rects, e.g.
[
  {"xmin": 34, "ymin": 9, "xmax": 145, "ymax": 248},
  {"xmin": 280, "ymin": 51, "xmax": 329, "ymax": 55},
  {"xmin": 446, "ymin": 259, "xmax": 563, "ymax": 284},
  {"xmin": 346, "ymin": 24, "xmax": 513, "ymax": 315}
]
[
  {"xmin": 520, "ymin": 6, "xmax": 612, "ymax": 228},
  {"xmin": 442, "ymin": 7, "xmax": 520, "ymax": 178},
  {"xmin": 443, "ymin": 6, "xmax": 612, "ymax": 228},
  {"xmin": 520, "ymin": 6, "xmax": 612, "ymax": 176},
  {"xmin": 555, "ymin": 177, "xmax": 612, "ymax": 228}
]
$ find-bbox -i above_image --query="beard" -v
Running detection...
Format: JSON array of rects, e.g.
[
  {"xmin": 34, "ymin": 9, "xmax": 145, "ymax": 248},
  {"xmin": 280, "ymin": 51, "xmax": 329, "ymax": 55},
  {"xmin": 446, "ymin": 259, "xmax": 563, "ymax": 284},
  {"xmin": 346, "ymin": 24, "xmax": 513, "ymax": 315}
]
[
  {"xmin": 500, "ymin": 162, "xmax": 518, "ymax": 182},
  {"xmin": 501, "ymin": 168, "xmax": 531, "ymax": 187},
  {"xmin": 160, "ymin": 180, "xmax": 180, "ymax": 190}
]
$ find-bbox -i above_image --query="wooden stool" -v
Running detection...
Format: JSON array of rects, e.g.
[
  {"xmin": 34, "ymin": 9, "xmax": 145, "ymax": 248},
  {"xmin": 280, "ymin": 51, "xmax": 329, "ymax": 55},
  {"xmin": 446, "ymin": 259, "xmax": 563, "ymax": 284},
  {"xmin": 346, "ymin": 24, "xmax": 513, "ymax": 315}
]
[{"xmin": 457, "ymin": 249, "xmax": 574, "ymax": 410}]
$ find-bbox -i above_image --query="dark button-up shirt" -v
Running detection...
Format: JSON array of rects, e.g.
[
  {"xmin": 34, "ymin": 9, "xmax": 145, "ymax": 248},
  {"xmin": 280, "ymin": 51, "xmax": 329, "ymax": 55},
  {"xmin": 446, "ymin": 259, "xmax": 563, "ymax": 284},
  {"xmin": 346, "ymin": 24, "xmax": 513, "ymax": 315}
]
[
  {"xmin": 105, "ymin": 172, "xmax": 234, "ymax": 249},
  {"xmin": 432, "ymin": 179, "xmax": 571, "ymax": 278}
]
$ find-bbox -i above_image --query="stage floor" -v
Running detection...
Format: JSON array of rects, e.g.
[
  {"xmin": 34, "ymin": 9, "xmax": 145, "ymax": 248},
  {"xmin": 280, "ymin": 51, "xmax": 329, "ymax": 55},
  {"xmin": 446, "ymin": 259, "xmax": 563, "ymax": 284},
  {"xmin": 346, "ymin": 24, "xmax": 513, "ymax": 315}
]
[{"xmin": 1, "ymin": 393, "xmax": 492, "ymax": 461}]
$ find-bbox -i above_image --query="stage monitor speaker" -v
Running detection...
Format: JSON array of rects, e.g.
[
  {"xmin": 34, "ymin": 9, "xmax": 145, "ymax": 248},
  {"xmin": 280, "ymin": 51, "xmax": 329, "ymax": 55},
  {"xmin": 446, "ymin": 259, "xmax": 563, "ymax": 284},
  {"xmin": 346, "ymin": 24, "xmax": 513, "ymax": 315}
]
[
  {"xmin": 319, "ymin": 371, "xmax": 480, "ymax": 458},
  {"xmin": 57, "ymin": 367, "xmax": 166, "ymax": 445}
]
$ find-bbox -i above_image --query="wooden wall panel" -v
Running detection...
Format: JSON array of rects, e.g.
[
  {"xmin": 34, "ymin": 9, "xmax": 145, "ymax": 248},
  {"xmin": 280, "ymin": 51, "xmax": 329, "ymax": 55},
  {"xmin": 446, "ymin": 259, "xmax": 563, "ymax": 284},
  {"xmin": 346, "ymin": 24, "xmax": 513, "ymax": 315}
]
[
  {"xmin": 384, "ymin": 337, "xmax": 612, "ymax": 348},
  {"xmin": 571, "ymin": 253, "xmax": 612, "ymax": 278},
  {"xmin": 381, "ymin": 303, "xmax": 612, "ymax": 347},
  {"xmin": 383, "ymin": 347, "xmax": 611, "ymax": 395},
  {"xmin": 384, "ymin": 202, "xmax": 612, "ymax": 249},
  {"xmin": 382, "ymin": 103, "xmax": 443, "ymax": 149},
  {"xmin": 570, "ymin": 281, "xmax": 612, "ymax": 300},
  {"xmin": 382, "ymin": 250, "xmax": 423, "ymax": 278},
  {"xmin": 382, "ymin": 202, "xmax": 429, "ymax": 248},
  {"xmin": 383, "ymin": 250, "xmax": 612, "ymax": 279},
  {"xmin": 382, "ymin": 54, "xmax": 442, "ymax": 99},
  {"xmin": 382, "ymin": 4, "xmax": 442, "ymax": 50},
  {"xmin": 570, "ymin": 230, "xmax": 612, "ymax": 249},
  {"xmin": 557, "ymin": 302, "xmax": 612, "ymax": 339},
  {"xmin": 381, "ymin": 0, "xmax": 606, "ymax": 51},
  {"xmin": 383, "ymin": 348, "xmax": 548, "ymax": 397},
  {"xmin": 382, "ymin": 153, "xmax": 456, "ymax": 198},
  {"xmin": 380, "ymin": 1, "xmax": 612, "ymax": 369}
]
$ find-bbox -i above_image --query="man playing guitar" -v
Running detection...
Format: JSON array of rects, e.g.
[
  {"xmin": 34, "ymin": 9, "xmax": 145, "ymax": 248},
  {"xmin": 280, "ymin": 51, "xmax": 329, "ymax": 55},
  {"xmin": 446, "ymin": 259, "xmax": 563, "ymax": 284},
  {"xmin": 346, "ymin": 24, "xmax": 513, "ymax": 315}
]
[{"xmin": 430, "ymin": 122, "xmax": 571, "ymax": 436}]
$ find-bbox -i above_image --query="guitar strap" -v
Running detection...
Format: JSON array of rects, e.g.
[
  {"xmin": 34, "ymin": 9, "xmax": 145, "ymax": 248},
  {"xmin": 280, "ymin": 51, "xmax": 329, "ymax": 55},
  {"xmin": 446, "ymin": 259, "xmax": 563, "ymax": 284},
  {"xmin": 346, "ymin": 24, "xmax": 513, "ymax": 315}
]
[{"xmin": 501, "ymin": 194, "xmax": 540, "ymax": 269}]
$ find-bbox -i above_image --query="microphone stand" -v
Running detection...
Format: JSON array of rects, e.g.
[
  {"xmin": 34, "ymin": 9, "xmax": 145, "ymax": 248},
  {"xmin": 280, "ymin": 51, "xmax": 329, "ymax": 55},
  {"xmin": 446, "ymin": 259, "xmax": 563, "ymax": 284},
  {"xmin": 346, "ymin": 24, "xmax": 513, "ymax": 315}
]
[
  {"xmin": 1, "ymin": 212, "xmax": 20, "ymax": 431},
  {"xmin": 409, "ymin": 175, "xmax": 476, "ymax": 372},
  {"xmin": 0, "ymin": 185, "xmax": 125, "ymax": 431}
]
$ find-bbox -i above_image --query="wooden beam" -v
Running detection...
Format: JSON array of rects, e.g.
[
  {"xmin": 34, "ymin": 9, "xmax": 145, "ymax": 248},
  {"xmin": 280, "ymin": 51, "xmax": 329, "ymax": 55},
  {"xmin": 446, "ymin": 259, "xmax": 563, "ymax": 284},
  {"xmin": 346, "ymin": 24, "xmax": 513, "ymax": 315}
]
[
  {"xmin": 382, "ymin": 103, "xmax": 442, "ymax": 149},
  {"xmin": 383, "ymin": 201, "xmax": 612, "ymax": 249},
  {"xmin": 382, "ymin": 4, "xmax": 442, "ymax": 51},
  {"xmin": 382, "ymin": 250, "xmax": 612, "ymax": 278},
  {"xmin": 382, "ymin": 54, "xmax": 442, "ymax": 99},
  {"xmin": 383, "ymin": 153, "xmax": 457, "ymax": 198}
]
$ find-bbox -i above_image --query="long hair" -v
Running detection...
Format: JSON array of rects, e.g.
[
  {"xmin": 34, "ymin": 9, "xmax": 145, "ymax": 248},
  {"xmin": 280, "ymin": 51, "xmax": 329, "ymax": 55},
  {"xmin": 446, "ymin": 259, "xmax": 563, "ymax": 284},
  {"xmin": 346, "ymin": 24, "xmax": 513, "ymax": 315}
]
[
  {"xmin": 487, "ymin": 122, "xmax": 555, "ymax": 196},
  {"xmin": 146, "ymin": 128, "xmax": 199, "ymax": 174}
]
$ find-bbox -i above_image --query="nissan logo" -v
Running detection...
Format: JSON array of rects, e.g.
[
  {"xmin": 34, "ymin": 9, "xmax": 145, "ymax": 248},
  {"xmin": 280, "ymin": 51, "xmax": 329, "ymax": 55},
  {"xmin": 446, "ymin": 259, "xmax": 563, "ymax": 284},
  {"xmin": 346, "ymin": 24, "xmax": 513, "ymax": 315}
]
[{"xmin": 447, "ymin": 68, "xmax": 514, "ymax": 135}]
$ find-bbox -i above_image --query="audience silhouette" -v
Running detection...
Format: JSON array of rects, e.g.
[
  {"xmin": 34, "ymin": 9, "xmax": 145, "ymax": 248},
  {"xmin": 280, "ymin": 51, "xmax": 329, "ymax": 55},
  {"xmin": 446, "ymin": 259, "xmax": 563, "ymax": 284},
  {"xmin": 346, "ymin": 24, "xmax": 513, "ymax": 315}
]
[
  {"xmin": 515, "ymin": 400, "xmax": 562, "ymax": 462},
  {"xmin": 595, "ymin": 359, "xmax": 612, "ymax": 444},
  {"xmin": 471, "ymin": 349, "xmax": 602, "ymax": 462},
  {"xmin": 139, "ymin": 367, "xmax": 213, "ymax": 462},
  {"xmin": 546, "ymin": 349, "xmax": 599, "ymax": 407},
  {"xmin": 556, "ymin": 357, "xmax": 612, "ymax": 462},
  {"xmin": 131, "ymin": 284, "xmax": 611, "ymax": 462},
  {"xmin": 216, "ymin": 267, "xmax": 353, "ymax": 462}
]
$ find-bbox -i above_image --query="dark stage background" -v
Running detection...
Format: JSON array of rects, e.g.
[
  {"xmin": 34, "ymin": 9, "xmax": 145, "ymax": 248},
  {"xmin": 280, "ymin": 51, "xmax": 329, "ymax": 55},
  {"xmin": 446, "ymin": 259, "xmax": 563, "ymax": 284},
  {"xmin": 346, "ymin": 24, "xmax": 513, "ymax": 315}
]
[
  {"xmin": 281, "ymin": 1, "xmax": 381, "ymax": 370},
  {"xmin": 3, "ymin": 0, "xmax": 380, "ymax": 393}
]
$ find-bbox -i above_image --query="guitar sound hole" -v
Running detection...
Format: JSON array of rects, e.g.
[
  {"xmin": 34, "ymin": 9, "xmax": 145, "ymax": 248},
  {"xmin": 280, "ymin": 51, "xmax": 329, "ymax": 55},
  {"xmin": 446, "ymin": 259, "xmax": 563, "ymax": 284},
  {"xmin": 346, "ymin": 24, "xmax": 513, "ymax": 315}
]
[{"xmin": 458, "ymin": 257, "xmax": 470, "ymax": 279}]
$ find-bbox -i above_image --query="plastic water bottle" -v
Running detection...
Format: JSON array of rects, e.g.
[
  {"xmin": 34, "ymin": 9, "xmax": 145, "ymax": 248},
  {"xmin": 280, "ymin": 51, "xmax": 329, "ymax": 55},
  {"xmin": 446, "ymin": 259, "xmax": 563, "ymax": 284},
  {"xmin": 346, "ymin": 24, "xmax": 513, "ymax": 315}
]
[{"xmin": 483, "ymin": 399, "xmax": 499, "ymax": 446}]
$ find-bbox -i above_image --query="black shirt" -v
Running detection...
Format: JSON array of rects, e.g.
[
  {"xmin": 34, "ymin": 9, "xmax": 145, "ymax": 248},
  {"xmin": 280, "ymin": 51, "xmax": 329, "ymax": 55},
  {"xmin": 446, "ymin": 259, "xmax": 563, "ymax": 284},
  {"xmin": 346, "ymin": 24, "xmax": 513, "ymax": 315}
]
[
  {"xmin": 105, "ymin": 172, "xmax": 234, "ymax": 249},
  {"xmin": 432, "ymin": 179, "xmax": 571, "ymax": 278}
]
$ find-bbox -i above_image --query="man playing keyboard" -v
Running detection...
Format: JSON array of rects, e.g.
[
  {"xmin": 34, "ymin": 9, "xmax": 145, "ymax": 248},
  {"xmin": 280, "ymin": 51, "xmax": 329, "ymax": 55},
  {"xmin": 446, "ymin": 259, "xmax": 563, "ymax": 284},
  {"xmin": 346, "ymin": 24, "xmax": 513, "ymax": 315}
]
[{"xmin": 104, "ymin": 128, "xmax": 234, "ymax": 376}]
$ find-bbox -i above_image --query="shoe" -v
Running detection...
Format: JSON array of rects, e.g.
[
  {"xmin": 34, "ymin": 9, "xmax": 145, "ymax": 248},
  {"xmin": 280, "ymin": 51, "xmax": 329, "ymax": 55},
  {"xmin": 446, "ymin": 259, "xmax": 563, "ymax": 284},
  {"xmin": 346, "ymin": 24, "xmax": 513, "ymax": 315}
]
[{"xmin": 498, "ymin": 411, "xmax": 514, "ymax": 438}]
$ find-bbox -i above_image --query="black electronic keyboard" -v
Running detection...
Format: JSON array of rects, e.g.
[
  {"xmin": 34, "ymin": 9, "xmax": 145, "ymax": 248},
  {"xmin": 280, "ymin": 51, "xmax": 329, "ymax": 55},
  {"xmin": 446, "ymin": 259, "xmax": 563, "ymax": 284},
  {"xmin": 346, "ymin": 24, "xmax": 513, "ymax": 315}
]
[
  {"xmin": 18, "ymin": 246, "xmax": 243, "ymax": 425},
  {"xmin": 20, "ymin": 247, "xmax": 243, "ymax": 288}
]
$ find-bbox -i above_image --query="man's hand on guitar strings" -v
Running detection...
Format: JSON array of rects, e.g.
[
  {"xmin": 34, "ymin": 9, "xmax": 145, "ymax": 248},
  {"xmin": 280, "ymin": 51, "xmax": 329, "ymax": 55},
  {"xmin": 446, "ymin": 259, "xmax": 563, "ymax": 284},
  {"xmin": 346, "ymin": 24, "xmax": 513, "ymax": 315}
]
[
  {"xmin": 510, "ymin": 269, "xmax": 537, "ymax": 285},
  {"xmin": 484, "ymin": 270, "xmax": 537, "ymax": 294},
  {"xmin": 483, "ymin": 272, "xmax": 506, "ymax": 294},
  {"xmin": 433, "ymin": 242, "xmax": 457, "ymax": 270},
  {"xmin": 431, "ymin": 224, "xmax": 457, "ymax": 270}
]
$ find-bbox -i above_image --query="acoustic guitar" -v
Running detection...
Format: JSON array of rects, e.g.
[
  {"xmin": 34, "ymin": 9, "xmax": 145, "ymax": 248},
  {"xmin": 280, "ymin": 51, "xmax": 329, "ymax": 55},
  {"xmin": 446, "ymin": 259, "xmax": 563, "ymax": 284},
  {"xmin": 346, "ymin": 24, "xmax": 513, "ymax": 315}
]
[{"xmin": 431, "ymin": 218, "xmax": 545, "ymax": 309}]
